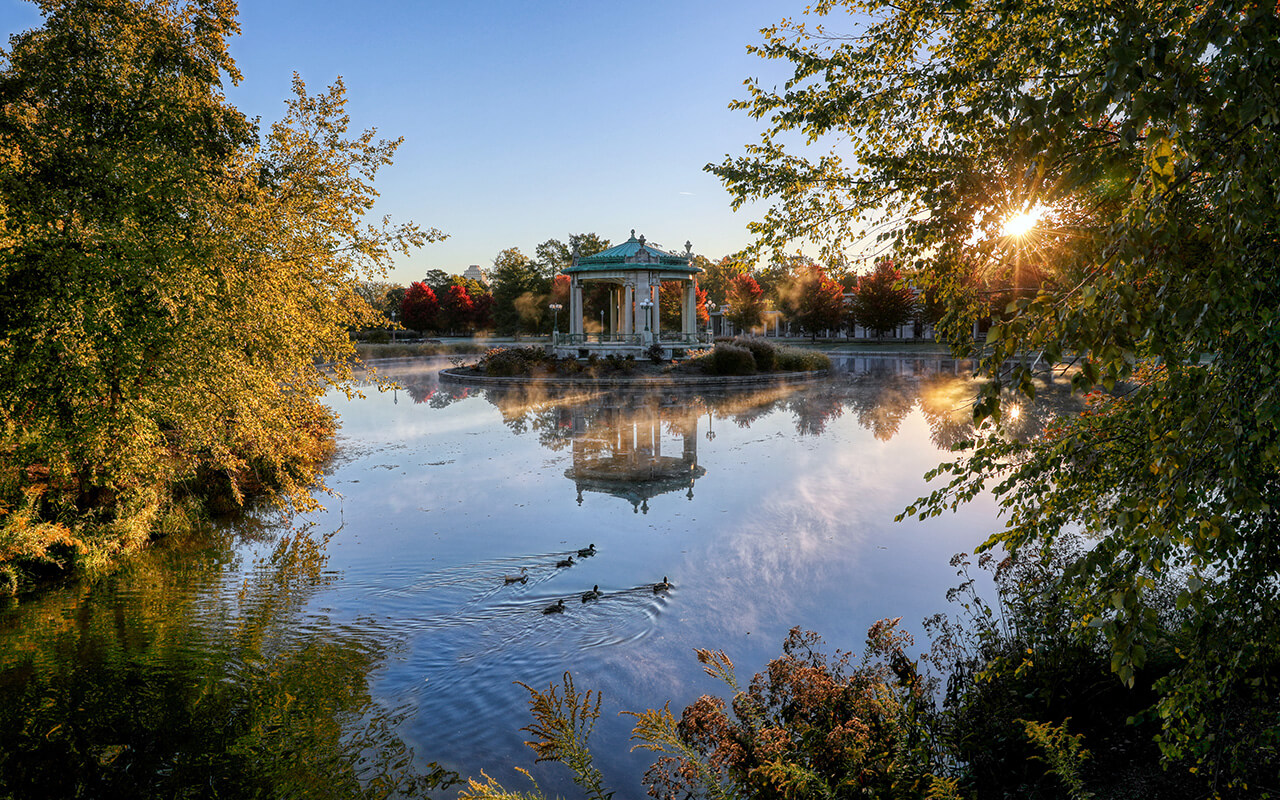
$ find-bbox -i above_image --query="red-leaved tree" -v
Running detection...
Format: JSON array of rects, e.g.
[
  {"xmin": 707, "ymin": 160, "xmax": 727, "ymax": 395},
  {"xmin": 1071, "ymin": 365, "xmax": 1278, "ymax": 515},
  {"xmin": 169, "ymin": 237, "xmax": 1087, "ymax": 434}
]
[
  {"xmin": 437, "ymin": 284, "xmax": 475, "ymax": 334},
  {"xmin": 781, "ymin": 263, "xmax": 845, "ymax": 341},
  {"xmin": 400, "ymin": 281, "xmax": 438, "ymax": 332},
  {"xmin": 725, "ymin": 274, "xmax": 766, "ymax": 333},
  {"xmin": 470, "ymin": 291, "xmax": 495, "ymax": 331},
  {"xmin": 852, "ymin": 261, "xmax": 915, "ymax": 340}
]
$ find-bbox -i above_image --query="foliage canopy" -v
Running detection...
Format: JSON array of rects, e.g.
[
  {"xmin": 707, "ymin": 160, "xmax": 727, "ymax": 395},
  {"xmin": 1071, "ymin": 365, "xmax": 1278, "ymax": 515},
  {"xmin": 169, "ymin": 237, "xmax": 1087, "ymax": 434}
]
[
  {"xmin": 711, "ymin": 0, "xmax": 1280, "ymax": 783},
  {"xmin": 0, "ymin": 0, "xmax": 441, "ymax": 585}
]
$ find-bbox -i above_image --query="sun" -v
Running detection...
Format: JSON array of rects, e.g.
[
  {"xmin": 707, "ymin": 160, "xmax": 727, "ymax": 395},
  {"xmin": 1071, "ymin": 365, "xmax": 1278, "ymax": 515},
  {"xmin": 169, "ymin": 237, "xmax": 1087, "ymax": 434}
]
[{"xmin": 1001, "ymin": 207, "xmax": 1042, "ymax": 238}]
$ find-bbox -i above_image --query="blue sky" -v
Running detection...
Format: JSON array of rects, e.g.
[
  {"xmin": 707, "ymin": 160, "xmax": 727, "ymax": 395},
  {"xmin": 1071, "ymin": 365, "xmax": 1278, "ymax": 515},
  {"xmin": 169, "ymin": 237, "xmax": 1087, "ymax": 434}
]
[{"xmin": 3, "ymin": 0, "xmax": 809, "ymax": 283}]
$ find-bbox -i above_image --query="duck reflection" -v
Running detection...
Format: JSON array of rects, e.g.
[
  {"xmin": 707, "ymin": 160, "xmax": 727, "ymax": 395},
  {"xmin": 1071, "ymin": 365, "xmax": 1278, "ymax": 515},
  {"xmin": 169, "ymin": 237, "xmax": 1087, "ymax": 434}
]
[{"xmin": 564, "ymin": 395, "xmax": 707, "ymax": 513}]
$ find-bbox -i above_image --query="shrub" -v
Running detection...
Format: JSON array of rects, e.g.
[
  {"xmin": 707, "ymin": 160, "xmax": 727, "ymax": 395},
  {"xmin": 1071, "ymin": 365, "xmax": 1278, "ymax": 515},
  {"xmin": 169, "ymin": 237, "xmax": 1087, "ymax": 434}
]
[
  {"xmin": 732, "ymin": 336, "xmax": 776, "ymax": 370},
  {"xmin": 477, "ymin": 346, "xmax": 547, "ymax": 377},
  {"xmin": 706, "ymin": 344, "xmax": 756, "ymax": 375},
  {"xmin": 775, "ymin": 346, "xmax": 831, "ymax": 372},
  {"xmin": 645, "ymin": 343, "xmax": 665, "ymax": 363}
]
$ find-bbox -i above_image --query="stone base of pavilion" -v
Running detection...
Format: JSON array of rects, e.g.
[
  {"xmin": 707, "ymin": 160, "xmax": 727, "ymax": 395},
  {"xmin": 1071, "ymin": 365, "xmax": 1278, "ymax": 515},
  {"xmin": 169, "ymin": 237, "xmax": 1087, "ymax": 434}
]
[{"xmin": 549, "ymin": 332, "xmax": 712, "ymax": 361}]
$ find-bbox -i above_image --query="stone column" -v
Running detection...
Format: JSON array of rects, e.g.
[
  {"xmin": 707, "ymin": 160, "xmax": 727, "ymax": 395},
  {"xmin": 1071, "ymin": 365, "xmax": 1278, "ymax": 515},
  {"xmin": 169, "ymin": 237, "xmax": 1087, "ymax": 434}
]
[
  {"xmin": 636, "ymin": 274, "xmax": 652, "ymax": 344},
  {"xmin": 623, "ymin": 281, "xmax": 634, "ymax": 335},
  {"xmin": 683, "ymin": 280, "xmax": 696, "ymax": 339},
  {"xmin": 572, "ymin": 277, "xmax": 585, "ymax": 336},
  {"xmin": 609, "ymin": 286, "xmax": 619, "ymax": 338},
  {"xmin": 649, "ymin": 274, "xmax": 660, "ymax": 340}
]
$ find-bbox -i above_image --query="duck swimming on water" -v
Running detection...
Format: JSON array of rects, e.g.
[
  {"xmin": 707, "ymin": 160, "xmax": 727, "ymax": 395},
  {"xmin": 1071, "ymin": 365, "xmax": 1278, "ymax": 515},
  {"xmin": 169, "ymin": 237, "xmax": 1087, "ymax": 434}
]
[
  {"xmin": 542, "ymin": 599, "xmax": 566, "ymax": 615},
  {"xmin": 503, "ymin": 567, "xmax": 528, "ymax": 584},
  {"xmin": 577, "ymin": 544, "xmax": 596, "ymax": 558},
  {"xmin": 581, "ymin": 585, "xmax": 601, "ymax": 602},
  {"xmin": 556, "ymin": 557, "xmax": 575, "ymax": 568},
  {"xmin": 653, "ymin": 577, "xmax": 672, "ymax": 593}
]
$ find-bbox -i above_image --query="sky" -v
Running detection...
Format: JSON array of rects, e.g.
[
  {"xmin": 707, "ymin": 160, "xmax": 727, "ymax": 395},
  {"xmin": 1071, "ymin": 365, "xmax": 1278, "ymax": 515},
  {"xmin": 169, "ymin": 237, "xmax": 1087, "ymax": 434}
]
[{"xmin": 2, "ymin": 0, "xmax": 813, "ymax": 284}]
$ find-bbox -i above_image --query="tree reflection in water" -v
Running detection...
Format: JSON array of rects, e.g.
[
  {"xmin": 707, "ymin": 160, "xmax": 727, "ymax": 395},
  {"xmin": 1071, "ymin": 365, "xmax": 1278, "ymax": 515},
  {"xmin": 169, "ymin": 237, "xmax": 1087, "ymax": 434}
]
[
  {"xmin": 0, "ymin": 520, "xmax": 458, "ymax": 799},
  {"xmin": 411, "ymin": 356, "xmax": 1079, "ymax": 458}
]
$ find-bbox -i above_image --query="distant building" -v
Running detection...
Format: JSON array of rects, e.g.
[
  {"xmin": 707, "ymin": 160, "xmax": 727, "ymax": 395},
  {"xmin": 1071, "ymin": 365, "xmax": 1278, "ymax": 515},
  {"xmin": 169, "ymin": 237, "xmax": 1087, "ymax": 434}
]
[{"xmin": 462, "ymin": 264, "xmax": 488, "ymax": 285}]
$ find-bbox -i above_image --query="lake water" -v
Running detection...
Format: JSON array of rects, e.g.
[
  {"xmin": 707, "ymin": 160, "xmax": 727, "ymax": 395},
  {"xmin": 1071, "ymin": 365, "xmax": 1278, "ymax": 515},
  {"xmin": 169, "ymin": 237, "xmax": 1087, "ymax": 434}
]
[{"xmin": 0, "ymin": 354, "xmax": 1068, "ymax": 797}]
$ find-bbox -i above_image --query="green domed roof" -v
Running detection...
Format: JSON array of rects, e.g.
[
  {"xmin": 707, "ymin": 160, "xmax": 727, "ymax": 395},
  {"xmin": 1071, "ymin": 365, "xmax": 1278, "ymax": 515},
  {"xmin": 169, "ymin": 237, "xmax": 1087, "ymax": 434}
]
[{"xmin": 565, "ymin": 230, "xmax": 702, "ymax": 275}]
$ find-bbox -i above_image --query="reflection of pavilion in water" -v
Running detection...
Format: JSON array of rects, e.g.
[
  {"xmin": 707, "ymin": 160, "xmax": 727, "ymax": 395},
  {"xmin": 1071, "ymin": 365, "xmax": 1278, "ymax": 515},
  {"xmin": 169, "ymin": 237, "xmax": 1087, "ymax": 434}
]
[{"xmin": 565, "ymin": 395, "xmax": 706, "ymax": 513}]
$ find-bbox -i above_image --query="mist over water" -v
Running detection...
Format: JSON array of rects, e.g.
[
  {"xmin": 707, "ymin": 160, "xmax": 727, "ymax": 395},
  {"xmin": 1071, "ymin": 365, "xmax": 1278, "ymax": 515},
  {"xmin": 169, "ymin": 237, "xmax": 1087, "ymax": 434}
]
[{"xmin": 0, "ymin": 354, "xmax": 1077, "ymax": 796}]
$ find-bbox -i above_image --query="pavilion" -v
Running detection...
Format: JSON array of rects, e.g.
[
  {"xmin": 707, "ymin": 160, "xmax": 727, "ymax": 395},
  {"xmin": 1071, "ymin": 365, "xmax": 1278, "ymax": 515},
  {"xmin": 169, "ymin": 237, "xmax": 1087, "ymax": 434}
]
[{"xmin": 552, "ymin": 230, "xmax": 707, "ymax": 359}]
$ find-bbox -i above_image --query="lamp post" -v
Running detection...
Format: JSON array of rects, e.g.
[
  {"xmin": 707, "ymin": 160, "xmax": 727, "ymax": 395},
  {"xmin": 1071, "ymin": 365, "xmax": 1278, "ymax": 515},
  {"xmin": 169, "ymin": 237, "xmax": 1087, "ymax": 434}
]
[
  {"xmin": 707, "ymin": 303, "xmax": 717, "ymax": 340},
  {"xmin": 639, "ymin": 298, "xmax": 653, "ymax": 334},
  {"xmin": 549, "ymin": 302, "xmax": 562, "ymax": 341},
  {"xmin": 600, "ymin": 309, "xmax": 605, "ymax": 340}
]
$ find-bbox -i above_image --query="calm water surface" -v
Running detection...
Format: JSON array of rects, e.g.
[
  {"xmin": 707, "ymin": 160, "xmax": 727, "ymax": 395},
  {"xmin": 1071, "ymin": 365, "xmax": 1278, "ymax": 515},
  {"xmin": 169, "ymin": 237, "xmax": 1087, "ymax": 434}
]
[{"xmin": 0, "ymin": 355, "xmax": 1068, "ymax": 797}]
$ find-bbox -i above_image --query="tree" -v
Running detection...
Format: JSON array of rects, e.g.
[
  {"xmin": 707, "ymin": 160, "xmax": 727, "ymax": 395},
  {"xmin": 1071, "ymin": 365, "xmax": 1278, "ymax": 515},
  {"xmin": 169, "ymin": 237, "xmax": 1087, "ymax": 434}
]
[
  {"xmin": 713, "ymin": 0, "xmax": 1280, "ymax": 784},
  {"xmin": 658, "ymin": 280, "xmax": 708, "ymax": 331},
  {"xmin": 534, "ymin": 233, "xmax": 611, "ymax": 280},
  {"xmin": 779, "ymin": 262, "xmax": 845, "ymax": 340},
  {"xmin": 469, "ymin": 291, "xmax": 495, "ymax": 331},
  {"xmin": 852, "ymin": 261, "xmax": 915, "ymax": 340},
  {"xmin": 400, "ymin": 281, "xmax": 439, "ymax": 332},
  {"xmin": 354, "ymin": 281, "xmax": 400, "ymax": 327},
  {"xmin": 420, "ymin": 269, "xmax": 455, "ymax": 293},
  {"xmin": 0, "ymin": 0, "xmax": 441, "ymax": 585},
  {"xmin": 724, "ymin": 274, "xmax": 766, "ymax": 333},
  {"xmin": 696, "ymin": 254, "xmax": 748, "ymax": 305},
  {"xmin": 436, "ymin": 284, "xmax": 474, "ymax": 334},
  {"xmin": 489, "ymin": 247, "xmax": 546, "ymax": 335}
]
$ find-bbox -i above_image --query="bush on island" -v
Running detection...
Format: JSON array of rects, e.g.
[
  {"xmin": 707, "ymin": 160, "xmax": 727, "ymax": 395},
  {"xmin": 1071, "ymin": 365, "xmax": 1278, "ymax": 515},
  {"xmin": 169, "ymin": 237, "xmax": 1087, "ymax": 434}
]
[
  {"xmin": 775, "ymin": 347, "xmax": 831, "ymax": 372},
  {"xmin": 732, "ymin": 336, "xmax": 776, "ymax": 371},
  {"xmin": 706, "ymin": 344, "xmax": 757, "ymax": 376},
  {"xmin": 477, "ymin": 346, "xmax": 548, "ymax": 377}
]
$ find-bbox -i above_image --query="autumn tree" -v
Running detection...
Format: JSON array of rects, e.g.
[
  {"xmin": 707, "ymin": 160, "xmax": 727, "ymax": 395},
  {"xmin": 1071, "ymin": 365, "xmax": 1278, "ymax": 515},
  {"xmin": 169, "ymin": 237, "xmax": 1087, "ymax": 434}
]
[
  {"xmin": 779, "ymin": 262, "xmax": 845, "ymax": 340},
  {"xmin": 399, "ymin": 282, "xmax": 439, "ymax": 332},
  {"xmin": 436, "ymin": 284, "xmax": 475, "ymax": 335},
  {"xmin": 852, "ymin": 261, "xmax": 915, "ymax": 340},
  {"xmin": 724, "ymin": 274, "xmax": 766, "ymax": 333},
  {"xmin": 0, "ymin": 0, "xmax": 441, "ymax": 586},
  {"xmin": 693, "ymin": 255, "xmax": 746, "ymax": 305},
  {"xmin": 713, "ymin": 0, "xmax": 1280, "ymax": 784},
  {"xmin": 469, "ymin": 291, "xmax": 495, "ymax": 331}
]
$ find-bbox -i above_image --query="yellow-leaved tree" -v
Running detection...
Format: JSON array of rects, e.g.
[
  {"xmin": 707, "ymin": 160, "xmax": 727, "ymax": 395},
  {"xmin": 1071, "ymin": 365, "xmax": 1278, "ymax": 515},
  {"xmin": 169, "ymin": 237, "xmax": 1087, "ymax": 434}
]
[{"xmin": 0, "ymin": 0, "xmax": 443, "ymax": 590}]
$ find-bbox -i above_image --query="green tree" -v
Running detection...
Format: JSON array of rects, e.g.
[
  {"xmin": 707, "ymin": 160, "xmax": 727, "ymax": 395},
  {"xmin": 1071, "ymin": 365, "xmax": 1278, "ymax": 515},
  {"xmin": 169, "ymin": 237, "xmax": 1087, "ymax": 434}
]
[
  {"xmin": 713, "ymin": 0, "xmax": 1280, "ymax": 784},
  {"xmin": 852, "ymin": 261, "xmax": 915, "ymax": 340},
  {"xmin": 489, "ymin": 247, "xmax": 546, "ymax": 336},
  {"xmin": 658, "ymin": 280, "xmax": 708, "ymax": 331},
  {"xmin": 534, "ymin": 233, "xmax": 611, "ymax": 279},
  {"xmin": 0, "ymin": 0, "xmax": 441, "ymax": 587},
  {"xmin": 354, "ymin": 281, "xmax": 399, "ymax": 327},
  {"xmin": 420, "ymin": 268, "xmax": 455, "ymax": 293}
]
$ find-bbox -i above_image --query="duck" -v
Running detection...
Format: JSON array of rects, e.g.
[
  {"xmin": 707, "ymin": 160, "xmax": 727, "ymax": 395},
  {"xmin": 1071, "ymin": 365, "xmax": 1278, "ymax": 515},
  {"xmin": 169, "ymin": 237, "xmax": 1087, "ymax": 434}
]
[
  {"xmin": 556, "ymin": 557, "xmax": 575, "ymax": 568},
  {"xmin": 653, "ymin": 576, "xmax": 672, "ymax": 593},
  {"xmin": 503, "ymin": 567, "xmax": 528, "ymax": 585},
  {"xmin": 542, "ymin": 599, "xmax": 566, "ymax": 615},
  {"xmin": 581, "ymin": 585, "xmax": 601, "ymax": 603},
  {"xmin": 576, "ymin": 544, "xmax": 597, "ymax": 558}
]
